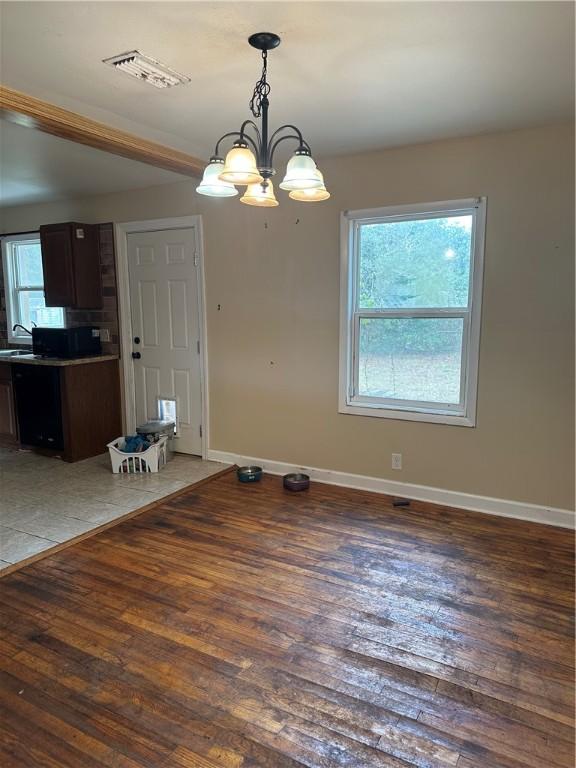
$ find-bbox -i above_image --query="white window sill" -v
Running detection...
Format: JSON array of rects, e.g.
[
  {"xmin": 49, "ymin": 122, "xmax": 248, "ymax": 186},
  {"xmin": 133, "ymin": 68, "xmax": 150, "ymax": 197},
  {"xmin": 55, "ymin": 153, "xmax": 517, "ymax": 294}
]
[{"xmin": 339, "ymin": 400, "xmax": 476, "ymax": 427}]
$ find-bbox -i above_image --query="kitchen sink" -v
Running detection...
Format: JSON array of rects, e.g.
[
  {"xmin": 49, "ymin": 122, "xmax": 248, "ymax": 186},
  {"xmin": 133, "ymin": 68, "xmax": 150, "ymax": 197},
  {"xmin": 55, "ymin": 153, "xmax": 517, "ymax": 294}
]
[{"xmin": 0, "ymin": 349, "xmax": 32, "ymax": 357}]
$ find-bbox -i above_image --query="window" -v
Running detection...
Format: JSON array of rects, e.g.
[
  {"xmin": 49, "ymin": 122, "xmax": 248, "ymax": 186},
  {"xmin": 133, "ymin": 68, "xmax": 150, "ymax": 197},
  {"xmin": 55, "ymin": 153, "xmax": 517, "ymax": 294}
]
[
  {"xmin": 1, "ymin": 234, "xmax": 65, "ymax": 344},
  {"xmin": 339, "ymin": 198, "xmax": 486, "ymax": 426}
]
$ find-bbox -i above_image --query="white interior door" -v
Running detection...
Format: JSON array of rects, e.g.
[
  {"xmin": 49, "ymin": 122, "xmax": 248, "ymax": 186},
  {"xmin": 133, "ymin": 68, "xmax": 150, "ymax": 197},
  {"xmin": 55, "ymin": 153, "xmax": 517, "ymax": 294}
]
[{"xmin": 127, "ymin": 227, "xmax": 202, "ymax": 455}]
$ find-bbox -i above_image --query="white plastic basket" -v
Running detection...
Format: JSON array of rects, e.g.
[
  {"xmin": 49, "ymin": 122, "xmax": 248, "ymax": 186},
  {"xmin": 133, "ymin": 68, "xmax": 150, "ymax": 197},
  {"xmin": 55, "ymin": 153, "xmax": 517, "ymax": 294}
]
[{"xmin": 107, "ymin": 435, "xmax": 169, "ymax": 474}]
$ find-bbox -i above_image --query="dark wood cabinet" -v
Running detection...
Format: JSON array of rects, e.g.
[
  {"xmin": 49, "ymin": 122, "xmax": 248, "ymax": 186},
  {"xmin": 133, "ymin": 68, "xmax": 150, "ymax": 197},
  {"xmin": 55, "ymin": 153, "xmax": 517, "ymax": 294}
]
[
  {"xmin": 0, "ymin": 362, "xmax": 17, "ymax": 444},
  {"xmin": 60, "ymin": 359, "xmax": 122, "ymax": 462},
  {"xmin": 40, "ymin": 223, "xmax": 103, "ymax": 309},
  {"xmin": 12, "ymin": 359, "xmax": 121, "ymax": 462}
]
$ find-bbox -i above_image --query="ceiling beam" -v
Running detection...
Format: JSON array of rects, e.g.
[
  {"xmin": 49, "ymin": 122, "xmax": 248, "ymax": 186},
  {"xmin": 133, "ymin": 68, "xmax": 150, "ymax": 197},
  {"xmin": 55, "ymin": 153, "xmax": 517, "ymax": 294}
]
[{"xmin": 0, "ymin": 85, "xmax": 205, "ymax": 178}]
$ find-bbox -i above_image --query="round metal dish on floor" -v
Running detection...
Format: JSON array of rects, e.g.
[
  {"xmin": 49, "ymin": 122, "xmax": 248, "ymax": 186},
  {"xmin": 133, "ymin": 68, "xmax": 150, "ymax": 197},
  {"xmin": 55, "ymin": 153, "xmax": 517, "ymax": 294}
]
[
  {"xmin": 237, "ymin": 466, "xmax": 263, "ymax": 483},
  {"xmin": 283, "ymin": 473, "xmax": 310, "ymax": 492}
]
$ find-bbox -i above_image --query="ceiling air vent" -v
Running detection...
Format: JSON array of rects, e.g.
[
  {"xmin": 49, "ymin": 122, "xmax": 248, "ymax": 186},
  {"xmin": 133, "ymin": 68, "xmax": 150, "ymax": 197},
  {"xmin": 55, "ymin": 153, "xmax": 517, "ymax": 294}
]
[{"xmin": 102, "ymin": 50, "xmax": 190, "ymax": 89}]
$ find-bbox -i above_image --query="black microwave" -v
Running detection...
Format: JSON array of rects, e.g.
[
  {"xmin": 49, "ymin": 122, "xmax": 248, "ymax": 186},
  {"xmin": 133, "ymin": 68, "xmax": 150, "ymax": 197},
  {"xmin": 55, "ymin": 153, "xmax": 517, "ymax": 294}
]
[{"xmin": 32, "ymin": 326, "xmax": 102, "ymax": 358}]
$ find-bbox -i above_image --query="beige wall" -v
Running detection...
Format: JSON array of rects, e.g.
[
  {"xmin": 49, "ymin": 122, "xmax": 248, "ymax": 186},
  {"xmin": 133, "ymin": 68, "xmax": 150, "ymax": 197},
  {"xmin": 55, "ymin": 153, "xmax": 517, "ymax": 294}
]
[{"xmin": 1, "ymin": 122, "xmax": 574, "ymax": 510}]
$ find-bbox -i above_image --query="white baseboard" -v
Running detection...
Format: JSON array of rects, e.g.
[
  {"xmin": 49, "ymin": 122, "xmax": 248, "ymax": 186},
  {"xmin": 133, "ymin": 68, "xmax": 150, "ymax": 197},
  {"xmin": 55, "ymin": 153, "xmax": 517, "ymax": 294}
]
[{"xmin": 207, "ymin": 449, "xmax": 575, "ymax": 529}]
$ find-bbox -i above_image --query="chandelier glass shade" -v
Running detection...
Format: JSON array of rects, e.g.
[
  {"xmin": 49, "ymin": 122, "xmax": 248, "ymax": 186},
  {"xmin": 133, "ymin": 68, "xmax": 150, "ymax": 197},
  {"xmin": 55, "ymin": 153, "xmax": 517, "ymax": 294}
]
[
  {"xmin": 196, "ymin": 158, "xmax": 239, "ymax": 197},
  {"xmin": 219, "ymin": 145, "xmax": 263, "ymax": 185},
  {"xmin": 289, "ymin": 171, "xmax": 331, "ymax": 201},
  {"xmin": 279, "ymin": 152, "xmax": 323, "ymax": 191},
  {"xmin": 240, "ymin": 179, "xmax": 279, "ymax": 207},
  {"xmin": 196, "ymin": 32, "xmax": 329, "ymax": 207}
]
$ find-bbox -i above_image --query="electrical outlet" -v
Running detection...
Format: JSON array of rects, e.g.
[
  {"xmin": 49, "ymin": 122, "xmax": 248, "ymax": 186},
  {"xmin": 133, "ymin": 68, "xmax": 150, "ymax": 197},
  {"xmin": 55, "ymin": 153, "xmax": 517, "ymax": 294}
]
[
  {"xmin": 100, "ymin": 328, "xmax": 110, "ymax": 342},
  {"xmin": 391, "ymin": 453, "xmax": 402, "ymax": 470}
]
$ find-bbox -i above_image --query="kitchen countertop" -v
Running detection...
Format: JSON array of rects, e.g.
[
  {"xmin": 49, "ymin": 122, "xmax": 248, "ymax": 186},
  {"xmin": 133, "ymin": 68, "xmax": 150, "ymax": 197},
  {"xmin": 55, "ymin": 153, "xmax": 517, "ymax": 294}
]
[{"xmin": 7, "ymin": 354, "xmax": 119, "ymax": 367}]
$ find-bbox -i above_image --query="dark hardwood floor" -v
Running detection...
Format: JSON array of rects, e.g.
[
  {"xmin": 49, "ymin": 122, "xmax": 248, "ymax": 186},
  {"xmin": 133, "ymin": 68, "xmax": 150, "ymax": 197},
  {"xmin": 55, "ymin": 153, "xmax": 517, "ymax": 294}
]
[{"xmin": 0, "ymin": 470, "xmax": 573, "ymax": 767}]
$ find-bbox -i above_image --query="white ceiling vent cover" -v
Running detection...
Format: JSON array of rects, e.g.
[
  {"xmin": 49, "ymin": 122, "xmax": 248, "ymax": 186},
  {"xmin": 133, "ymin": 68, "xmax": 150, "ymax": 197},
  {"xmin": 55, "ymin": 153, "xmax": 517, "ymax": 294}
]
[{"xmin": 103, "ymin": 50, "xmax": 190, "ymax": 89}]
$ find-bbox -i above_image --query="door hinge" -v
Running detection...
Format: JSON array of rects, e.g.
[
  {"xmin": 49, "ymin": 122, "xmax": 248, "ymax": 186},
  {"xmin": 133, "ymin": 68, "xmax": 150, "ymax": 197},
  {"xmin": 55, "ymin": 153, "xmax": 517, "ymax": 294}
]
[
  {"xmin": 199, "ymin": 424, "xmax": 203, "ymax": 438},
  {"xmin": 193, "ymin": 253, "xmax": 199, "ymax": 267},
  {"xmin": 196, "ymin": 340, "xmax": 200, "ymax": 354}
]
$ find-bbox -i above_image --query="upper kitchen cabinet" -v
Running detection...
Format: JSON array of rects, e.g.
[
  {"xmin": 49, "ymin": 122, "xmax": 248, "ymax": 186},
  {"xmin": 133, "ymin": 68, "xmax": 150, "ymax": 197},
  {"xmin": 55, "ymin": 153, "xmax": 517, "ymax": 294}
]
[{"xmin": 40, "ymin": 223, "xmax": 103, "ymax": 309}]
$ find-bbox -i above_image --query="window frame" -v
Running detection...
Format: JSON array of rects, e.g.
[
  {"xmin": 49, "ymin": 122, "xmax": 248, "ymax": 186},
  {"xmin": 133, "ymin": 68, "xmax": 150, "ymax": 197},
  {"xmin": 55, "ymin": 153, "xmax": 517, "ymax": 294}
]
[
  {"xmin": 1, "ymin": 233, "xmax": 65, "ymax": 345},
  {"xmin": 339, "ymin": 197, "xmax": 486, "ymax": 427}
]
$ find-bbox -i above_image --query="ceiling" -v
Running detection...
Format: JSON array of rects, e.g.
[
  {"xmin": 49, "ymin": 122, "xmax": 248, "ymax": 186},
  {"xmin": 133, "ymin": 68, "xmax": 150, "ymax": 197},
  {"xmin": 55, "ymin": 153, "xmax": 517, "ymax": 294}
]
[
  {"xmin": 0, "ymin": 1, "xmax": 573, "ymax": 206},
  {"xmin": 0, "ymin": 120, "xmax": 188, "ymax": 206}
]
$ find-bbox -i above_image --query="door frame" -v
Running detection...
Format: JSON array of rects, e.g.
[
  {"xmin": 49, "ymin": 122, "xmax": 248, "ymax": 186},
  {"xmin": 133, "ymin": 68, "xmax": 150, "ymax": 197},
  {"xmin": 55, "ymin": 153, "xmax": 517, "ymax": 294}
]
[{"xmin": 114, "ymin": 216, "xmax": 209, "ymax": 459}]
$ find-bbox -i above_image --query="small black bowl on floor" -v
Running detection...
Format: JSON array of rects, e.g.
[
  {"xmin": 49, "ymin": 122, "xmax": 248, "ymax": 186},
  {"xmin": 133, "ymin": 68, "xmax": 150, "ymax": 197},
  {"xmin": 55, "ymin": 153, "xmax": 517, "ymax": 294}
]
[
  {"xmin": 237, "ymin": 466, "xmax": 263, "ymax": 483},
  {"xmin": 283, "ymin": 473, "xmax": 310, "ymax": 492}
]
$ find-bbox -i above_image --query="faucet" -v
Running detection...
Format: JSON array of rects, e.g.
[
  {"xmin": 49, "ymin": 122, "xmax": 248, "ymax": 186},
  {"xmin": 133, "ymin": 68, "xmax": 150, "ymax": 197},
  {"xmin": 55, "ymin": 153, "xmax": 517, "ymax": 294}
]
[{"xmin": 12, "ymin": 323, "xmax": 34, "ymax": 336}]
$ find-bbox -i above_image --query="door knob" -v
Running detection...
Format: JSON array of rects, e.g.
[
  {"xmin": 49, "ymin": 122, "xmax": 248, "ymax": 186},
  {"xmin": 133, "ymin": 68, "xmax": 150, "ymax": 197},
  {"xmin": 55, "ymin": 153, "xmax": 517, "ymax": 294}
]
[
  {"xmin": 132, "ymin": 352, "xmax": 141, "ymax": 360},
  {"xmin": 134, "ymin": 336, "xmax": 141, "ymax": 344}
]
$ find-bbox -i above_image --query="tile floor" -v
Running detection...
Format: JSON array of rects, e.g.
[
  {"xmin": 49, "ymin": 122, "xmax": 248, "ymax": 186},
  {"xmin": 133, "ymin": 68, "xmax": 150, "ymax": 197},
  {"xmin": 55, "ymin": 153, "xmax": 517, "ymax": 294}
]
[{"xmin": 0, "ymin": 446, "xmax": 229, "ymax": 570}]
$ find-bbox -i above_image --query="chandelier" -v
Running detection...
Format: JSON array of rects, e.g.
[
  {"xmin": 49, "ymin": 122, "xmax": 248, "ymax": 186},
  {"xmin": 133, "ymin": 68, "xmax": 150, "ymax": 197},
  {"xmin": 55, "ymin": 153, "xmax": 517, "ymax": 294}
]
[{"xmin": 196, "ymin": 32, "xmax": 330, "ymax": 207}]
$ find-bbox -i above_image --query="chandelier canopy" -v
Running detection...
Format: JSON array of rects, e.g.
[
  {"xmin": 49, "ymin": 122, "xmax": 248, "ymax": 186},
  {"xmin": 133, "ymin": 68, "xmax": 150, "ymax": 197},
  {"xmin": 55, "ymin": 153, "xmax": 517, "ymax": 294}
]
[{"xmin": 196, "ymin": 32, "xmax": 330, "ymax": 207}]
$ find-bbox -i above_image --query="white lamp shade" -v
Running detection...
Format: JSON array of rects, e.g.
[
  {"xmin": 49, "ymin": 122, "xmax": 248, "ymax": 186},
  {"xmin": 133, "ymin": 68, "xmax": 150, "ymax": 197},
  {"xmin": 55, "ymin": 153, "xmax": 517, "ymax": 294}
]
[
  {"xmin": 279, "ymin": 153, "xmax": 323, "ymax": 191},
  {"xmin": 289, "ymin": 185, "xmax": 330, "ymax": 202},
  {"xmin": 240, "ymin": 179, "xmax": 279, "ymax": 207},
  {"xmin": 196, "ymin": 160, "xmax": 238, "ymax": 197},
  {"xmin": 219, "ymin": 146, "xmax": 263, "ymax": 185},
  {"xmin": 289, "ymin": 170, "xmax": 330, "ymax": 201}
]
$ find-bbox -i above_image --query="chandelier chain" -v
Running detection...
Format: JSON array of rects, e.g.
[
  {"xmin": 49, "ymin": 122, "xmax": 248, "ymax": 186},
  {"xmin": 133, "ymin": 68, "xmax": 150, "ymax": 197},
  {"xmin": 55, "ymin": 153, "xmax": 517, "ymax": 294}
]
[{"xmin": 249, "ymin": 50, "xmax": 271, "ymax": 119}]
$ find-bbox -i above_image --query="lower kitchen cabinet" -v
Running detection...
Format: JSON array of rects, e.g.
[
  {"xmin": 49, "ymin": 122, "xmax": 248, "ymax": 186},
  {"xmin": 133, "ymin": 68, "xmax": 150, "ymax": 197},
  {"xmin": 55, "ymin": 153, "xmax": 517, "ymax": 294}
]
[
  {"xmin": 0, "ymin": 362, "xmax": 17, "ymax": 444},
  {"xmin": 12, "ymin": 359, "xmax": 122, "ymax": 462}
]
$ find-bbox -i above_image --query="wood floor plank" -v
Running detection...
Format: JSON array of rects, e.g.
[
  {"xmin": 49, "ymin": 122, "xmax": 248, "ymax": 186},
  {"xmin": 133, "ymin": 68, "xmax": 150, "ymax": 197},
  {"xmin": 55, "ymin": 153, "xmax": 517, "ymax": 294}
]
[{"xmin": 1, "ymin": 472, "xmax": 573, "ymax": 767}]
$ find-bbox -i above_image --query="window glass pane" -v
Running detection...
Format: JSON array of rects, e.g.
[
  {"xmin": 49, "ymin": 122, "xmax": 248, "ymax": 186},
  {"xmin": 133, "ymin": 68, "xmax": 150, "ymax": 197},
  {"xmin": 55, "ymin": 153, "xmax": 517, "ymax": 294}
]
[
  {"xmin": 18, "ymin": 291, "xmax": 65, "ymax": 329},
  {"xmin": 15, "ymin": 242, "xmax": 44, "ymax": 286},
  {"xmin": 358, "ymin": 215, "xmax": 472, "ymax": 309},
  {"xmin": 358, "ymin": 317, "xmax": 464, "ymax": 404}
]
